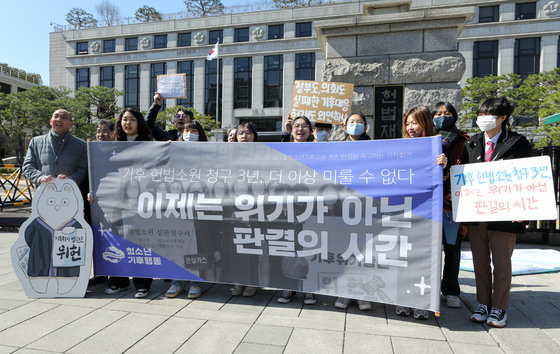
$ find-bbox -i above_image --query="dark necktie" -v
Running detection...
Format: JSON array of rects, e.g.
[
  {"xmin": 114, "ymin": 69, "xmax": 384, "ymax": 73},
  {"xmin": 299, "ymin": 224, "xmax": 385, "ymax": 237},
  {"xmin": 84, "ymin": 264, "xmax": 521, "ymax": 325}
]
[{"xmin": 485, "ymin": 141, "xmax": 494, "ymax": 162}]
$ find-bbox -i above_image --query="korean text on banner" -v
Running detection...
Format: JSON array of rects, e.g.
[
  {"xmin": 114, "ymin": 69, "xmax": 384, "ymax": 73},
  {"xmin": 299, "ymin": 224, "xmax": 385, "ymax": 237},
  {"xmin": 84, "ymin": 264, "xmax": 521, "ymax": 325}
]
[
  {"xmin": 451, "ymin": 156, "xmax": 556, "ymax": 222},
  {"xmin": 87, "ymin": 137, "xmax": 443, "ymax": 312}
]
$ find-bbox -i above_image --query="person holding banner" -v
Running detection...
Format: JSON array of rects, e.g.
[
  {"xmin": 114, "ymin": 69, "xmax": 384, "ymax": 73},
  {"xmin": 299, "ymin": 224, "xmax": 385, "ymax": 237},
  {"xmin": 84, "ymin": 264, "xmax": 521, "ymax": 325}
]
[
  {"xmin": 334, "ymin": 113, "xmax": 373, "ymax": 311},
  {"xmin": 432, "ymin": 102, "xmax": 469, "ymax": 309},
  {"xmin": 165, "ymin": 121, "xmax": 208, "ymax": 299},
  {"xmin": 464, "ymin": 97, "xmax": 532, "ymax": 328},
  {"xmin": 109, "ymin": 107, "xmax": 161, "ymax": 298},
  {"xmin": 396, "ymin": 106, "xmax": 447, "ymax": 320},
  {"xmin": 276, "ymin": 116, "xmax": 316, "ymax": 305},
  {"xmin": 230, "ymin": 122, "xmax": 260, "ymax": 297},
  {"xmin": 344, "ymin": 113, "xmax": 371, "ymax": 141}
]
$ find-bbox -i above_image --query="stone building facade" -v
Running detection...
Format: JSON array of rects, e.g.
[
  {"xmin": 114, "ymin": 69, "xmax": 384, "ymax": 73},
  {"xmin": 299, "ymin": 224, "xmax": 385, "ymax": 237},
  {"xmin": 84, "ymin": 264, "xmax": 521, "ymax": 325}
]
[{"xmin": 48, "ymin": 0, "xmax": 560, "ymax": 139}]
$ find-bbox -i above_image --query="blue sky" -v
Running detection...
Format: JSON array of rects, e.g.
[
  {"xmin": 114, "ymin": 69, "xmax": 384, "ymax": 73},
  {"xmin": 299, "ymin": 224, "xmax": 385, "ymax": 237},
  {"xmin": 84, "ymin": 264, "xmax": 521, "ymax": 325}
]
[{"xmin": 0, "ymin": 0, "xmax": 245, "ymax": 85}]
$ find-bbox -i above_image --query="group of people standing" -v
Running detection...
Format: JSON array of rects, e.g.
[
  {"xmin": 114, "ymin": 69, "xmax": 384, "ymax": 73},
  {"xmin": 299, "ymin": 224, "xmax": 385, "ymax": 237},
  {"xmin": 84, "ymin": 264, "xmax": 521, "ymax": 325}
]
[{"xmin": 23, "ymin": 91, "xmax": 530, "ymax": 328}]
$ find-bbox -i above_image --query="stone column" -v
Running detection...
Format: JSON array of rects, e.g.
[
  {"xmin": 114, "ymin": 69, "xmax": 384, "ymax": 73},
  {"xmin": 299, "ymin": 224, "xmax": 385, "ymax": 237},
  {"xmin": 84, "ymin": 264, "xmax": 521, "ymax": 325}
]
[
  {"xmin": 283, "ymin": 53, "xmax": 295, "ymax": 117},
  {"xmin": 90, "ymin": 67, "xmax": 100, "ymax": 88},
  {"xmin": 541, "ymin": 35, "xmax": 558, "ymax": 72},
  {"xmin": 115, "ymin": 65, "xmax": 124, "ymax": 109},
  {"xmin": 167, "ymin": 61, "xmax": 178, "ymax": 107},
  {"xmin": 498, "ymin": 38, "xmax": 515, "ymax": 75},
  {"xmin": 139, "ymin": 63, "xmax": 151, "ymax": 111},
  {"xmin": 193, "ymin": 59, "xmax": 206, "ymax": 114},
  {"xmin": 222, "ymin": 57, "xmax": 234, "ymax": 128},
  {"xmin": 459, "ymin": 40, "xmax": 474, "ymax": 86},
  {"xmin": 252, "ymin": 56, "xmax": 264, "ymax": 110}
]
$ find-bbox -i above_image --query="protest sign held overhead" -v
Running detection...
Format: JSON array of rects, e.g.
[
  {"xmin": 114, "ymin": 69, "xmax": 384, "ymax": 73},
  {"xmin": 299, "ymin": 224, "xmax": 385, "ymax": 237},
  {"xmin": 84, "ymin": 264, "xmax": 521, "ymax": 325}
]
[
  {"xmin": 157, "ymin": 74, "xmax": 187, "ymax": 99},
  {"xmin": 289, "ymin": 80, "xmax": 354, "ymax": 124}
]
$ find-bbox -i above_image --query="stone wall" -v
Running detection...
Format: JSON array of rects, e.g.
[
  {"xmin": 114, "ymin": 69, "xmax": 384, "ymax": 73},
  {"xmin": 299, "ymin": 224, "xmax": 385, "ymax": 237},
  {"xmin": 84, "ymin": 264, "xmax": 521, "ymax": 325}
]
[{"xmin": 316, "ymin": 2, "xmax": 474, "ymax": 117}]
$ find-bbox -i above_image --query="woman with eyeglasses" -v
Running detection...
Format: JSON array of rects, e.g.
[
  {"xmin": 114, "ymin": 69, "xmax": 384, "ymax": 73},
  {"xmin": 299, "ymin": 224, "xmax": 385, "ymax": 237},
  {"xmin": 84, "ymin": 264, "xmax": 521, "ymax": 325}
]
[
  {"xmin": 229, "ymin": 122, "xmax": 261, "ymax": 296},
  {"xmin": 276, "ymin": 116, "xmax": 317, "ymax": 306}
]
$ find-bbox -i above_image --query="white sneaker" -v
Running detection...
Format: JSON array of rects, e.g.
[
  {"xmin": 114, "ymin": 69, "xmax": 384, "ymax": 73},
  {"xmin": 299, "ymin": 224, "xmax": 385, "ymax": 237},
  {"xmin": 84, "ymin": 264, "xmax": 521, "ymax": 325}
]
[
  {"xmin": 357, "ymin": 300, "xmax": 372, "ymax": 311},
  {"xmin": 335, "ymin": 297, "xmax": 351, "ymax": 309},
  {"xmin": 303, "ymin": 293, "xmax": 316, "ymax": 305},
  {"xmin": 486, "ymin": 307, "xmax": 507, "ymax": 328},
  {"xmin": 470, "ymin": 304, "xmax": 489, "ymax": 323},
  {"xmin": 446, "ymin": 295, "xmax": 461, "ymax": 308},
  {"xmin": 242, "ymin": 286, "xmax": 258, "ymax": 297}
]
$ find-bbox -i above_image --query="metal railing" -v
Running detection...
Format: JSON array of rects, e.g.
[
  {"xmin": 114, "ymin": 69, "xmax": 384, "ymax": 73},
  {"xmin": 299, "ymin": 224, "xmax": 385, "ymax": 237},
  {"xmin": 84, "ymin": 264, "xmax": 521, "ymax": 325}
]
[
  {"xmin": 0, "ymin": 165, "xmax": 34, "ymax": 208},
  {"xmin": 0, "ymin": 66, "xmax": 42, "ymax": 85},
  {"xmin": 51, "ymin": 0, "xmax": 352, "ymax": 32}
]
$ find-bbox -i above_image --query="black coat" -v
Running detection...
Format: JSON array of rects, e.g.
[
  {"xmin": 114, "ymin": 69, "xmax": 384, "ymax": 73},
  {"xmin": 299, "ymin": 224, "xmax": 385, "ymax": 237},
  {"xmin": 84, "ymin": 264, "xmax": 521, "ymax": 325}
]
[{"xmin": 464, "ymin": 130, "xmax": 532, "ymax": 234}]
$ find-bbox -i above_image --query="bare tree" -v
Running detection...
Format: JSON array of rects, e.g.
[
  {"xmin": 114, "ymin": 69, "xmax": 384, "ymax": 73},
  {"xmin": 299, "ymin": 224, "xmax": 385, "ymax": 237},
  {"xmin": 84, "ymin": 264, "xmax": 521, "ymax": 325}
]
[
  {"xmin": 184, "ymin": 0, "xmax": 225, "ymax": 17},
  {"xmin": 135, "ymin": 5, "xmax": 163, "ymax": 22},
  {"xmin": 96, "ymin": 0, "xmax": 121, "ymax": 26}
]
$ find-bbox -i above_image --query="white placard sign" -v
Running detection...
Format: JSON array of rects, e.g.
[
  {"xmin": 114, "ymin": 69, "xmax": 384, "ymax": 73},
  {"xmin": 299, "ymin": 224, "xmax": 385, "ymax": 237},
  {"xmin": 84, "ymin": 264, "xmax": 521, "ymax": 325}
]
[
  {"xmin": 451, "ymin": 156, "xmax": 556, "ymax": 222},
  {"xmin": 157, "ymin": 74, "xmax": 187, "ymax": 99}
]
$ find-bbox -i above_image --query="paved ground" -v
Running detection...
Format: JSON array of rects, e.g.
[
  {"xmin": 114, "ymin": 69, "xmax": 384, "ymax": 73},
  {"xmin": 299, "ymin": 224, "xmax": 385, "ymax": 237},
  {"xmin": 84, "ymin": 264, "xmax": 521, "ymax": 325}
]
[{"xmin": 0, "ymin": 230, "xmax": 559, "ymax": 353}]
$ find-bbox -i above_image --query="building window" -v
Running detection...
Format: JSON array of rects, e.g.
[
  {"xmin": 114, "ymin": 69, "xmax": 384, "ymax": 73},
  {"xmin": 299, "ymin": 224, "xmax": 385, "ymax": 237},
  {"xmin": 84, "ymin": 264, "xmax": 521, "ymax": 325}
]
[
  {"xmin": 557, "ymin": 36, "xmax": 560, "ymax": 67},
  {"xmin": 205, "ymin": 59, "xmax": 223, "ymax": 122},
  {"xmin": 209, "ymin": 30, "xmax": 223, "ymax": 44},
  {"xmin": 178, "ymin": 32, "xmax": 191, "ymax": 47},
  {"xmin": 515, "ymin": 2, "xmax": 536, "ymax": 20},
  {"xmin": 239, "ymin": 117, "xmax": 282, "ymax": 132},
  {"xmin": 75, "ymin": 68, "xmax": 90, "ymax": 89},
  {"xmin": 515, "ymin": 37, "xmax": 540, "ymax": 79},
  {"xmin": 0, "ymin": 83, "xmax": 11, "ymax": 94},
  {"xmin": 103, "ymin": 39, "xmax": 115, "ymax": 53},
  {"xmin": 264, "ymin": 55, "xmax": 283, "ymax": 108},
  {"xmin": 234, "ymin": 57, "xmax": 252, "ymax": 109},
  {"xmin": 478, "ymin": 5, "xmax": 499, "ymax": 23},
  {"xmin": 296, "ymin": 22, "xmax": 312, "ymax": 37},
  {"xmin": 100, "ymin": 66, "xmax": 114, "ymax": 88},
  {"xmin": 295, "ymin": 53, "xmax": 315, "ymax": 81},
  {"xmin": 154, "ymin": 35, "xmax": 167, "ymax": 49},
  {"xmin": 125, "ymin": 65, "xmax": 140, "ymax": 107},
  {"xmin": 268, "ymin": 24, "xmax": 284, "ymax": 40},
  {"xmin": 234, "ymin": 28, "xmax": 249, "ymax": 42},
  {"xmin": 473, "ymin": 40, "xmax": 498, "ymax": 77},
  {"xmin": 150, "ymin": 63, "xmax": 167, "ymax": 110},
  {"xmin": 76, "ymin": 42, "xmax": 88, "ymax": 55},
  {"xmin": 125, "ymin": 37, "xmax": 138, "ymax": 51},
  {"xmin": 177, "ymin": 61, "xmax": 193, "ymax": 108}
]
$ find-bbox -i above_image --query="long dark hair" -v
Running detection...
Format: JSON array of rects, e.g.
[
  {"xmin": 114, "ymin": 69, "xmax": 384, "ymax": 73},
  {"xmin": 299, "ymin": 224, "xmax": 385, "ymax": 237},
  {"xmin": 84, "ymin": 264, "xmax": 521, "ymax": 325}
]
[
  {"xmin": 115, "ymin": 107, "xmax": 153, "ymax": 141},
  {"xmin": 344, "ymin": 113, "xmax": 371, "ymax": 140}
]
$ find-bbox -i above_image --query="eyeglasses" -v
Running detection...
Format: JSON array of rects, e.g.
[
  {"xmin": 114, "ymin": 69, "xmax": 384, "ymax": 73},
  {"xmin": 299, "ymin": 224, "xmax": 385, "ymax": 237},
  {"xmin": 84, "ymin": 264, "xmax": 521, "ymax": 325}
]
[
  {"xmin": 238, "ymin": 130, "xmax": 254, "ymax": 136},
  {"xmin": 175, "ymin": 114, "xmax": 188, "ymax": 119},
  {"xmin": 293, "ymin": 124, "xmax": 310, "ymax": 129}
]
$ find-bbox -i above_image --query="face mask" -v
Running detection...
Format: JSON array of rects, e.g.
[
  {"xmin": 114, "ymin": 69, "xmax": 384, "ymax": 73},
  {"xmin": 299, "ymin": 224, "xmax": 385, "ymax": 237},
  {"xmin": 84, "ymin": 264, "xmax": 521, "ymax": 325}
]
[
  {"xmin": 433, "ymin": 116, "xmax": 454, "ymax": 130},
  {"xmin": 183, "ymin": 133, "xmax": 199, "ymax": 142},
  {"xmin": 476, "ymin": 115, "xmax": 497, "ymax": 132},
  {"xmin": 347, "ymin": 123, "xmax": 365, "ymax": 136},
  {"xmin": 315, "ymin": 130, "xmax": 330, "ymax": 142}
]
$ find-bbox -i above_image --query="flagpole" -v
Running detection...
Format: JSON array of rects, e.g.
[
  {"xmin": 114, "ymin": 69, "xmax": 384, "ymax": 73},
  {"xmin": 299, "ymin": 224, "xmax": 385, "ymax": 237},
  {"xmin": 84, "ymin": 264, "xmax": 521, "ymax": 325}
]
[{"xmin": 216, "ymin": 39, "xmax": 219, "ymax": 134}]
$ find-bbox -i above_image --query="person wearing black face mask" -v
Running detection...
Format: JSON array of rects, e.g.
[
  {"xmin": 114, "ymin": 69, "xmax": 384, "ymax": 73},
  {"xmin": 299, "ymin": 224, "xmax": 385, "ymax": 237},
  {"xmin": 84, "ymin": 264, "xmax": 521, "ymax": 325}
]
[{"xmin": 431, "ymin": 102, "xmax": 469, "ymax": 310}]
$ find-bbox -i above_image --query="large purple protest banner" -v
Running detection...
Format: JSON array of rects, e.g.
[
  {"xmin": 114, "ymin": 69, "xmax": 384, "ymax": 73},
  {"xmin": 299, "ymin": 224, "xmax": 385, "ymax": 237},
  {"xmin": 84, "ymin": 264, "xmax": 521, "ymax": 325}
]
[{"xmin": 88, "ymin": 137, "xmax": 443, "ymax": 312}]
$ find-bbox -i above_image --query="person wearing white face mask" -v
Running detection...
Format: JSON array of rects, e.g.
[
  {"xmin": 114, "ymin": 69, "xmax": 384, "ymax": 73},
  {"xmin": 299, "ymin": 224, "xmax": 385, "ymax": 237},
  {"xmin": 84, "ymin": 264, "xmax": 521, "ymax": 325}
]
[
  {"xmin": 464, "ymin": 97, "xmax": 532, "ymax": 328},
  {"xmin": 178, "ymin": 121, "xmax": 207, "ymax": 142},
  {"xmin": 312, "ymin": 122, "xmax": 332, "ymax": 142},
  {"xmin": 166, "ymin": 120, "xmax": 208, "ymax": 300}
]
